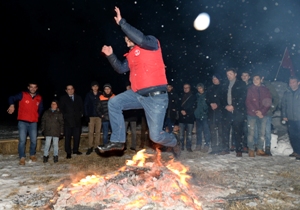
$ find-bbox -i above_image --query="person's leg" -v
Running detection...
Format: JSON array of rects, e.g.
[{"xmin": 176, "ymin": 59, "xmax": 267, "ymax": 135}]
[
  {"xmin": 88, "ymin": 117, "xmax": 96, "ymax": 148},
  {"xmin": 141, "ymin": 93, "xmax": 177, "ymax": 147},
  {"xmin": 108, "ymin": 90, "xmax": 143, "ymax": 143},
  {"xmin": 179, "ymin": 123, "xmax": 185, "ymax": 150},
  {"xmin": 203, "ymin": 119, "xmax": 211, "ymax": 146},
  {"xmin": 232, "ymin": 116, "xmax": 244, "ymax": 153},
  {"xmin": 288, "ymin": 121, "xmax": 300, "ymax": 155},
  {"xmin": 72, "ymin": 127, "xmax": 81, "ymax": 153},
  {"xmin": 64, "ymin": 127, "xmax": 72, "ymax": 155},
  {"xmin": 247, "ymin": 116, "xmax": 256, "ymax": 151},
  {"xmin": 221, "ymin": 113, "xmax": 231, "ymax": 152},
  {"xmin": 18, "ymin": 121, "xmax": 27, "ymax": 159},
  {"xmin": 53, "ymin": 137, "xmax": 59, "ymax": 156},
  {"xmin": 102, "ymin": 121, "xmax": 109, "ymax": 145},
  {"xmin": 28, "ymin": 122, "xmax": 37, "ymax": 157},
  {"xmin": 265, "ymin": 116, "xmax": 272, "ymax": 148},
  {"xmin": 186, "ymin": 123, "xmax": 194, "ymax": 150},
  {"xmin": 195, "ymin": 119, "xmax": 203, "ymax": 147},
  {"xmin": 130, "ymin": 121, "xmax": 137, "ymax": 149},
  {"xmin": 44, "ymin": 136, "xmax": 52, "ymax": 157},
  {"xmin": 125, "ymin": 121, "xmax": 129, "ymax": 147},
  {"xmin": 257, "ymin": 116, "xmax": 267, "ymax": 151}
]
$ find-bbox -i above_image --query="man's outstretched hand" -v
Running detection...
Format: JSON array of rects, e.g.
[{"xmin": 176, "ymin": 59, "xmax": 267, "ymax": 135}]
[
  {"xmin": 114, "ymin": 6, "xmax": 122, "ymax": 25},
  {"xmin": 102, "ymin": 45, "xmax": 113, "ymax": 56}
]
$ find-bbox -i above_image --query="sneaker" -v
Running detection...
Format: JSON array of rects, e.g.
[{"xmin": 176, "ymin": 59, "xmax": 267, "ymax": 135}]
[
  {"xmin": 172, "ymin": 133, "xmax": 181, "ymax": 159},
  {"xmin": 30, "ymin": 156, "xmax": 37, "ymax": 162},
  {"xmin": 19, "ymin": 157, "xmax": 25, "ymax": 165},
  {"xmin": 86, "ymin": 147, "xmax": 93, "ymax": 155},
  {"xmin": 53, "ymin": 156, "xmax": 58, "ymax": 163},
  {"xmin": 97, "ymin": 142, "xmax": 125, "ymax": 153},
  {"xmin": 43, "ymin": 156, "xmax": 49, "ymax": 163}
]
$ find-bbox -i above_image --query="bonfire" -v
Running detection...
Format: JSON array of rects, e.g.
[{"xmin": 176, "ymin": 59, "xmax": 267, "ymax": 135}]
[{"xmin": 52, "ymin": 149, "xmax": 202, "ymax": 210}]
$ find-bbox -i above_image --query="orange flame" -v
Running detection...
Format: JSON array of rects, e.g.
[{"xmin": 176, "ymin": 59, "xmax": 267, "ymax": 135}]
[
  {"xmin": 126, "ymin": 197, "xmax": 147, "ymax": 208},
  {"xmin": 57, "ymin": 184, "xmax": 64, "ymax": 191},
  {"xmin": 126, "ymin": 149, "xmax": 153, "ymax": 167},
  {"xmin": 166, "ymin": 160, "xmax": 191, "ymax": 186},
  {"xmin": 72, "ymin": 175, "xmax": 102, "ymax": 187}
]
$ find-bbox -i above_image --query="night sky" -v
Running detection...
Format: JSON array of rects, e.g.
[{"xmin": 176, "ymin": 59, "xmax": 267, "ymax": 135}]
[{"xmin": 1, "ymin": 0, "xmax": 300, "ymax": 120}]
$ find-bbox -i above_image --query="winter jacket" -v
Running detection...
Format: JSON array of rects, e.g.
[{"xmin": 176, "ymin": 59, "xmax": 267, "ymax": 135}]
[
  {"xmin": 178, "ymin": 92, "xmax": 196, "ymax": 124},
  {"xmin": 194, "ymin": 92, "xmax": 208, "ymax": 120},
  {"xmin": 281, "ymin": 87, "xmax": 300, "ymax": 121},
  {"xmin": 206, "ymin": 84, "xmax": 222, "ymax": 122},
  {"xmin": 166, "ymin": 90, "xmax": 179, "ymax": 121},
  {"xmin": 246, "ymin": 84, "xmax": 272, "ymax": 116},
  {"xmin": 8, "ymin": 91, "xmax": 43, "ymax": 122},
  {"xmin": 84, "ymin": 91, "xmax": 102, "ymax": 117},
  {"xmin": 263, "ymin": 81, "xmax": 279, "ymax": 116},
  {"xmin": 59, "ymin": 94, "xmax": 83, "ymax": 127},
  {"xmin": 41, "ymin": 109, "xmax": 64, "ymax": 137},
  {"xmin": 106, "ymin": 18, "xmax": 167, "ymax": 94},
  {"xmin": 220, "ymin": 80, "xmax": 247, "ymax": 117},
  {"xmin": 96, "ymin": 93, "xmax": 115, "ymax": 122}
]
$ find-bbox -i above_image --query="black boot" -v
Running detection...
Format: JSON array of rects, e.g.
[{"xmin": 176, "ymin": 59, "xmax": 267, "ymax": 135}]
[
  {"xmin": 43, "ymin": 156, "xmax": 49, "ymax": 163},
  {"xmin": 265, "ymin": 146, "xmax": 272, "ymax": 156},
  {"xmin": 53, "ymin": 156, "xmax": 58, "ymax": 163},
  {"xmin": 86, "ymin": 147, "xmax": 93, "ymax": 155}
]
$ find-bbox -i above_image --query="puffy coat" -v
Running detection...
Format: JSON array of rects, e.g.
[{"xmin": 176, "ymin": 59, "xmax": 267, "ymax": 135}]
[
  {"xmin": 96, "ymin": 93, "xmax": 115, "ymax": 122},
  {"xmin": 41, "ymin": 109, "xmax": 64, "ymax": 137}
]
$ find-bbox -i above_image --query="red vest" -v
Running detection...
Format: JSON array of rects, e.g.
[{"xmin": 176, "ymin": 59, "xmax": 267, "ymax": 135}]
[
  {"xmin": 124, "ymin": 43, "xmax": 167, "ymax": 92},
  {"xmin": 18, "ymin": 92, "xmax": 42, "ymax": 122}
]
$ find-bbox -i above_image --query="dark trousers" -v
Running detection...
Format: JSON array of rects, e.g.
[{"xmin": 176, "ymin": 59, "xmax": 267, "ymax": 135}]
[
  {"xmin": 64, "ymin": 126, "xmax": 81, "ymax": 154},
  {"xmin": 288, "ymin": 120, "xmax": 300, "ymax": 155},
  {"xmin": 222, "ymin": 112, "xmax": 244, "ymax": 153},
  {"xmin": 208, "ymin": 119, "xmax": 222, "ymax": 152}
]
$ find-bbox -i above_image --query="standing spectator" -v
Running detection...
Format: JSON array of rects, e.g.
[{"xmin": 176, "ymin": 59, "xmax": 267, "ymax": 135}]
[
  {"xmin": 99, "ymin": 7, "xmax": 180, "ymax": 158},
  {"xmin": 206, "ymin": 74, "xmax": 223, "ymax": 154},
  {"xmin": 261, "ymin": 76, "xmax": 279, "ymax": 155},
  {"xmin": 41, "ymin": 100, "xmax": 64, "ymax": 163},
  {"xmin": 220, "ymin": 68, "xmax": 247, "ymax": 157},
  {"xmin": 241, "ymin": 71, "xmax": 252, "ymax": 86},
  {"xmin": 7, "ymin": 82, "xmax": 43, "ymax": 165},
  {"xmin": 59, "ymin": 85, "xmax": 83, "ymax": 159},
  {"xmin": 123, "ymin": 84, "xmax": 138, "ymax": 151},
  {"xmin": 84, "ymin": 81, "xmax": 102, "ymax": 155},
  {"xmin": 281, "ymin": 76, "xmax": 300, "ymax": 160},
  {"xmin": 246, "ymin": 74, "xmax": 272, "ymax": 157},
  {"xmin": 178, "ymin": 83, "xmax": 196, "ymax": 152},
  {"xmin": 97, "ymin": 84, "xmax": 115, "ymax": 146},
  {"xmin": 164, "ymin": 84, "xmax": 179, "ymax": 133},
  {"xmin": 194, "ymin": 83, "xmax": 211, "ymax": 152}
]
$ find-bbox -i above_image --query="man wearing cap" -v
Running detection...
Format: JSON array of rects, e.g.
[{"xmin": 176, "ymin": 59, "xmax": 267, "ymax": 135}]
[
  {"xmin": 100, "ymin": 7, "xmax": 180, "ymax": 158},
  {"xmin": 206, "ymin": 74, "xmax": 223, "ymax": 154},
  {"xmin": 84, "ymin": 81, "xmax": 102, "ymax": 155}
]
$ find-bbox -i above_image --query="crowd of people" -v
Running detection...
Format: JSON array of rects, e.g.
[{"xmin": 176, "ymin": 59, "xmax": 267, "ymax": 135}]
[{"xmin": 6, "ymin": 6, "xmax": 300, "ymax": 165}]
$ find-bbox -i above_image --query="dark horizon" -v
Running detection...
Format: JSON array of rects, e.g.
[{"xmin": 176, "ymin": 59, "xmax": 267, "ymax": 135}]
[{"xmin": 1, "ymin": 0, "xmax": 299, "ymax": 120}]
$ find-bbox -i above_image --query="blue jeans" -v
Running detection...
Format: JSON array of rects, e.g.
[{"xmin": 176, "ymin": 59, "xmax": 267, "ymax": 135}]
[
  {"xmin": 108, "ymin": 89, "xmax": 176, "ymax": 147},
  {"xmin": 18, "ymin": 121, "xmax": 37, "ymax": 159},
  {"xmin": 247, "ymin": 115, "xmax": 267, "ymax": 150},
  {"xmin": 102, "ymin": 121, "xmax": 110, "ymax": 145},
  {"xmin": 164, "ymin": 117, "xmax": 175, "ymax": 133},
  {"xmin": 196, "ymin": 118, "xmax": 211, "ymax": 146},
  {"xmin": 179, "ymin": 123, "xmax": 194, "ymax": 149},
  {"xmin": 254, "ymin": 116, "xmax": 272, "ymax": 147},
  {"xmin": 44, "ymin": 136, "xmax": 59, "ymax": 156},
  {"xmin": 287, "ymin": 120, "xmax": 300, "ymax": 155}
]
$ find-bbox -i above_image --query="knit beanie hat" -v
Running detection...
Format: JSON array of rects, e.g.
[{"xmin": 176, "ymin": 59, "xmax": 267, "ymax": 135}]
[{"xmin": 103, "ymin": 83, "xmax": 112, "ymax": 89}]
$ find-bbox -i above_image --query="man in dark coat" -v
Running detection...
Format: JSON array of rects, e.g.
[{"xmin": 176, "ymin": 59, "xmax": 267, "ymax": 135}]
[
  {"xmin": 220, "ymin": 68, "xmax": 247, "ymax": 157},
  {"xmin": 178, "ymin": 83, "xmax": 196, "ymax": 152},
  {"xmin": 59, "ymin": 85, "xmax": 83, "ymax": 159}
]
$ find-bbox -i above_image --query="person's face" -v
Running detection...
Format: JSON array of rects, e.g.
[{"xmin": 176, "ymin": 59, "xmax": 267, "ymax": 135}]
[
  {"xmin": 197, "ymin": 87, "xmax": 204, "ymax": 94},
  {"xmin": 212, "ymin": 77, "xmax": 220, "ymax": 85},
  {"xmin": 28, "ymin": 84, "xmax": 38, "ymax": 94},
  {"xmin": 104, "ymin": 87, "xmax": 112, "ymax": 94},
  {"xmin": 66, "ymin": 85, "xmax": 75, "ymax": 96},
  {"xmin": 91, "ymin": 85, "xmax": 99, "ymax": 92},
  {"xmin": 51, "ymin": 102, "xmax": 58, "ymax": 110},
  {"xmin": 226, "ymin": 70, "xmax": 237, "ymax": 81},
  {"xmin": 167, "ymin": 85, "xmax": 173, "ymax": 92},
  {"xmin": 253, "ymin": 76, "xmax": 262, "ymax": 86},
  {"xmin": 289, "ymin": 79, "xmax": 299, "ymax": 91},
  {"xmin": 241, "ymin": 73, "xmax": 250, "ymax": 82},
  {"xmin": 183, "ymin": 85, "xmax": 190, "ymax": 93},
  {"xmin": 125, "ymin": 36, "xmax": 135, "ymax": 48}
]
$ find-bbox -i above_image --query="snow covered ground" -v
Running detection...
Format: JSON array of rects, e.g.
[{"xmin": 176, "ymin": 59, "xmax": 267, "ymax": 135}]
[{"xmin": 0, "ymin": 125, "xmax": 299, "ymax": 210}]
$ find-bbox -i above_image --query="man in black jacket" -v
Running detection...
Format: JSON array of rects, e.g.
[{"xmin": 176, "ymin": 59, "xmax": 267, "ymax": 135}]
[
  {"xmin": 59, "ymin": 85, "xmax": 83, "ymax": 159},
  {"xmin": 206, "ymin": 74, "xmax": 223, "ymax": 154},
  {"xmin": 220, "ymin": 68, "xmax": 247, "ymax": 157}
]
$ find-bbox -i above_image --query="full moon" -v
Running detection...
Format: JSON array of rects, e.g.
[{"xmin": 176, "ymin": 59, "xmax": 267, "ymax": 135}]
[{"xmin": 194, "ymin": 13, "xmax": 210, "ymax": 31}]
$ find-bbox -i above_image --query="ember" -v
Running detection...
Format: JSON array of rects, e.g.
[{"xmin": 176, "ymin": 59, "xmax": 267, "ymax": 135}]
[{"xmin": 53, "ymin": 149, "xmax": 202, "ymax": 210}]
